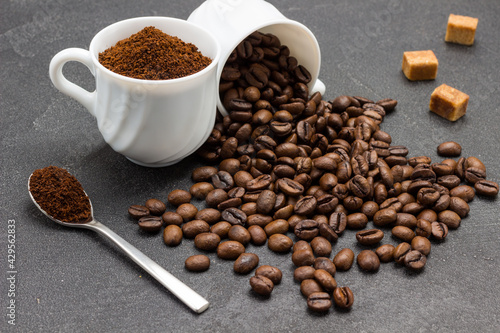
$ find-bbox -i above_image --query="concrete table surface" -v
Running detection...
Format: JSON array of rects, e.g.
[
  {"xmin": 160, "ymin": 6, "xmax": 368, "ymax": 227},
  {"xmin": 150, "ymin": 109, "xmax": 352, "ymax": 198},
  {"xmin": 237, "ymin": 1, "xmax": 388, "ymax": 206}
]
[{"xmin": 1, "ymin": 0, "xmax": 499, "ymax": 332}]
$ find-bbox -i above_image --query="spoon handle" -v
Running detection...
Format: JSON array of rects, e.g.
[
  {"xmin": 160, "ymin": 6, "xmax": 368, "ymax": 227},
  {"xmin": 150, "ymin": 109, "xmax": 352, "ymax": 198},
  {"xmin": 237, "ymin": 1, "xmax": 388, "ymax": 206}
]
[{"xmin": 87, "ymin": 220, "xmax": 209, "ymax": 313}]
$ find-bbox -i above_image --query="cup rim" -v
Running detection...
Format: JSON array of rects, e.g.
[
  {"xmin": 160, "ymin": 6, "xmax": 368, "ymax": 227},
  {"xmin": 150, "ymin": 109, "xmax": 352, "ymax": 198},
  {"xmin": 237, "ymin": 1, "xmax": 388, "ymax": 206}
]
[{"xmin": 88, "ymin": 16, "xmax": 221, "ymax": 85}]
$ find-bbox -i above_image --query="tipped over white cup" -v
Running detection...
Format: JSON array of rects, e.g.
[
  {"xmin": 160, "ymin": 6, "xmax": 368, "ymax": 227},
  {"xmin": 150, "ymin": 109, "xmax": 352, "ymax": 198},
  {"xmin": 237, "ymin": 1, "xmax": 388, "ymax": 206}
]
[
  {"xmin": 188, "ymin": 0, "xmax": 326, "ymax": 116},
  {"xmin": 49, "ymin": 17, "xmax": 221, "ymax": 167}
]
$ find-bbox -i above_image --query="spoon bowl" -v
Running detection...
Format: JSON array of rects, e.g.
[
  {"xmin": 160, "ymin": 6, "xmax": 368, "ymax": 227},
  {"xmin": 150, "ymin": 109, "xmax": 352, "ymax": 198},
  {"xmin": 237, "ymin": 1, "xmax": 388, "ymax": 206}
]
[{"xmin": 28, "ymin": 173, "xmax": 209, "ymax": 313}]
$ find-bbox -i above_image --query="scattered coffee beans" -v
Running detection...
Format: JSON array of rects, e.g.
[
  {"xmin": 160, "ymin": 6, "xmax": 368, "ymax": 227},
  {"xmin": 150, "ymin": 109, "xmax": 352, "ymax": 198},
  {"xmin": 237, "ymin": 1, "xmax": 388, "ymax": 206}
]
[{"xmin": 125, "ymin": 30, "xmax": 498, "ymax": 315}]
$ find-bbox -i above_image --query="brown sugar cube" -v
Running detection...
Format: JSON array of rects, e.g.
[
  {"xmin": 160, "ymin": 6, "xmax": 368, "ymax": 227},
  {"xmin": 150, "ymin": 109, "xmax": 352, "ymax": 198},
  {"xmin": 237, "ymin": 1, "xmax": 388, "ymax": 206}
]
[
  {"xmin": 402, "ymin": 50, "xmax": 438, "ymax": 81},
  {"xmin": 429, "ymin": 84, "xmax": 469, "ymax": 121},
  {"xmin": 445, "ymin": 14, "xmax": 478, "ymax": 46}
]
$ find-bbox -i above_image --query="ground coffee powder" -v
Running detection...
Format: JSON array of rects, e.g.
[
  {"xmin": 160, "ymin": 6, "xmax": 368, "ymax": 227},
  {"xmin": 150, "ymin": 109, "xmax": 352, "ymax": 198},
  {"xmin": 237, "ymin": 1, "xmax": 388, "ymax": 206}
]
[
  {"xmin": 29, "ymin": 166, "xmax": 91, "ymax": 223},
  {"xmin": 98, "ymin": 26, "xmax": 212, "ymax": 80}
]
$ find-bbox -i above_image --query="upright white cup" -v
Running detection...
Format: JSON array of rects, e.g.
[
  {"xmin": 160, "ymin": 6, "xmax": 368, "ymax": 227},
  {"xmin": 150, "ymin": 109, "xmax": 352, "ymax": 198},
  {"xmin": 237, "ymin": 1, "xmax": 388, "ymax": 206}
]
[
  {"xmin": 188, "ymin": 0, "xmax": 325, "ymax": 116},
  {"xmin": 49, "ymin": 17, "xmax": 221, "ymax": 167}
]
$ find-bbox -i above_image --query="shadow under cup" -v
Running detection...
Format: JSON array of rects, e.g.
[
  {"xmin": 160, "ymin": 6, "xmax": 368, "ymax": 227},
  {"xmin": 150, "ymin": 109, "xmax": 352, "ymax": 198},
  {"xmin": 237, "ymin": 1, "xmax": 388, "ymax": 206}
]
[{"xmin": 88, "ymin": 17, "xmax": 221, "ymax": 167}]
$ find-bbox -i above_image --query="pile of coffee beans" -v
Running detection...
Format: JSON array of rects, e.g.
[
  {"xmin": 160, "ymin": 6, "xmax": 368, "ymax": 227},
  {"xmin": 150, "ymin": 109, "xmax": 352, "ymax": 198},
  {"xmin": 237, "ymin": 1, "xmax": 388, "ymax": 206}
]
[{"xmin": 128, "ymin": 31, "xmax": 498, "ymax": 313}]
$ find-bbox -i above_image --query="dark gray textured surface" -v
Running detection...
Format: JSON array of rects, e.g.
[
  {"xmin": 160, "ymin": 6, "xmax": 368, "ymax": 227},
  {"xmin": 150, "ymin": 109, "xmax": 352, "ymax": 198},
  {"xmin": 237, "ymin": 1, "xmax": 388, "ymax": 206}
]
[{"xmin": 1, "ymin": 0, "xmax": 499, "ymax": 332}]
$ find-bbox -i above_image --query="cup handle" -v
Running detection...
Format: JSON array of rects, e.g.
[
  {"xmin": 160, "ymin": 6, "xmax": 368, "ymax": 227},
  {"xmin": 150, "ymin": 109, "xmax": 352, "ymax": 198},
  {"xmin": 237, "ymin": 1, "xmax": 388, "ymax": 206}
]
[
  {"xmin": 49, "ymin": 48, "xmax": 97, "ymax": 116},
  {"xmin": 311, "ymin": 78, "xmax": 326, "ymax": 97}
]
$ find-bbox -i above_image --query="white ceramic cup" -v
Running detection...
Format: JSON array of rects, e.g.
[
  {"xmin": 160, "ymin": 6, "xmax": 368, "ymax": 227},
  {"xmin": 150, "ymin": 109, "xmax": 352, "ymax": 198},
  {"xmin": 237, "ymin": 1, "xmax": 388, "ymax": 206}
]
[
  {"xmin": 188, "ymin": 0, "xmax": 325, "ymax": 116},
  {"xmin": 49, "ymin": 17, "xmax": 221, "ymax": 167}
]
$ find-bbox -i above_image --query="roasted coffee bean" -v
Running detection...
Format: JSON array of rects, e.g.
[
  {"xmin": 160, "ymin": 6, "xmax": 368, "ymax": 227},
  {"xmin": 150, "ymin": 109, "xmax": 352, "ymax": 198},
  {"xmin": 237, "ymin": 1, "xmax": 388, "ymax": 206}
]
[
  {"xmin": 431, "ymin": 222, "xmax": 449, "ymax": 240},
  {"xmin": 222, "ymin": 207, "xmax": 247, "ymax": 225},
  {"xmin": 195, "ymin": 208, "xmax": 222, "ymax": 225},
  {"xmin": 474, "ymin": 180, "xmax": 499, "ymax": 197},
  {"xmin": 310, "ymin": 236, "xmax": 332, "ymax": 257},
  {"xmin": 250, "ymin": 275, "xmax": 274, "ymax": 296},
  {"xmin": 330, "ymin": 95, "xmax": 352, "ymax": 113},
  {"xmin": 145, "ymin": 198, "xmax": 166, "ymax": 216},
  {"xmin": 247, "ymin": 213, "xmax": 273, "ymax": 227},
  {"xmin": 328, "ymin": 212, "xmax": 347, "ymax": 234},
  {"xmin": 292, "ymin": 249, "xmax": 315, "ymax": 267},
  {"xmin": 411, "ymin": 164, "xmax": 436, "ymax": 183},
  {"xmin": 217, "ymin": 197, "xmax": 243, "ymax": 210},
  {"xmin": 464, "ymin": 167, "xmax": 486, "ymax": 184},
  {"xmin": 190, "ymin": 182, "xmax": 215, "ymax": 199},
  {"xmin": 194, "ymin": 232, "xmax": 221, "ymax": 251},
  {"xmin": 294, "ymin": 266, "xmax": 316, "ymax": 282},
  {"xmin": 313, "ymin": 269, "xmax": 337, "ymax": 291},
  {"xmin": 244, "ymin": 86, "xmax": 261, "ymax": 102},
  {"xmin": 185, "ymin": 255, "xmax": 210, "ymax": 272},
  {"xmin": 246, "ymin": 225, "xmax": 267, "ymax": 245},
  {"xmin": 332, "ymin": 287, "xmax": 354, "ymax": 309},
  {"xmin": 246, "ymin": 174, "xmax": 272, "ymax": 191},
  {"xmin": 219, "ymin": 158, "xmax": 241, "ymax": 175},
  {"xmin": 360, "ymin": 201, "xmax": 379, "ymax": 220},
  {"xmin": 415, "ymin": 219, "xmax": 432, "ymax": 238},
  {"xmin": 376, "ymin": 98, "xmax": 398, "ymax": 112},
  {"xmin": 293, "ymin": 240, "xmax": 313, "ymax": 253},
  {"xmin": 417, "ymin": 209, "xmax": 438, "ymax": 222},
  {"xmin": 128, "ymin": 205, "xmax": 150, "ymax": 219},
  {"xmin": 255, "ymin": 188, "xmax": 276, "ymax": 214},
  {"xmin": 192, "ymin": 166, "xmax": 218, "ymax": 182},
  {"xmin": 267, "ymin": 234, "xmax": 293, "ymax": 253},
  {"xmin": 333, "ymin": 248, "xmax": 355, "ymax": 271},
  {"xmin": 373, "ymin": 208, "xmax": 397, "ymax": 227},
  {"xmin": 307, "ymin": 292, "xmax": 332, "ymax": 312},
  {"xmin": 313, "ymin": 258, "xmax": 336, "ymax": 277},
  {"xmin": 437, "ymin": 210, "xmax": 461, "ymax": 229},
  {"xmin": 375, "ymin": 244, "xmax": 395, "ymax": 263},
  {"xmin": 217, "ymin": 240, "xmax": 246, "ymax": 260},
  {"xmin": 408, "ymin": 156, "xmax": 431, "ymax": 167},
  {"xmin": 392, "ymin": 225, "xmax": 415, "ymax": 242},
  {"xmin": 417, "ymin": 187, "xmax": 440, "ymax": 207},
  {"xmin": 395, "ymin": 213, "xmax": 418, "ymax": 229},
  {"xmin": 450, "ymin": 185, "xmax": 475, "ymax": 202},
  {"xmin": 264, "ymin": 219, "xmax": 289, "ymax": 236},
  {"xmin": 432, "ymin": 162, "xmax": 454, "ymax": 177},
  {"xmin": 437, "ymin": 141, "xmax": 462, "ymax": 157},
  {"xmin": 294, "ymin": 196, "xmax": 317, "ymax": 215},
  {"xmin": 212, "ymin": 171, "xmax": 234, "ymax": 190},
  {"xmin": 448, "ymin": 196, "xmax": 470, "ymax": 218},
  {"xmin": 346, "ymin": 212, "xmax": 368, "ymax": 229},
  {"xmin": 176, "ymin": 203, "xmax": 198, "ymax": 222},
  {"xmin": 228, "ymin": 225, "xmax": 252, "ymax": 245},
  {"xmin": 348, "ymin": 175, "xmax": 371, "ymax": 198},
  {"xmin": 393, "ymin": 242, "xmax": 411, "ymax": 264},
  {"xmin": 138, "ymin": 216, "xmax": 163, "ymax": 232},
  {"xmin": 294, "ymin": 219, "xmax": 319, "ymax": 241},
  {"xmin": 234, "ymin": 253, "xmax": 259, "ymax": 274},
  {"xmin": 210, "ymin": 221, "xmax": 232, "ymax": 239},
  {"xmin": 318, "ymin": 222, "xmax": 339, "ymax": 242},
  {"xmin": 255, "ymin": 265, "xmax": 282, "ymax": 285},
  {"xmin": 300, "ymin": 279, "xmax": 324, "ymax": 298},
  {"xmin": 464, "ymin": 156, "xmax": 486, "ymax": 172},
  {"xmin": 163, "ymin": 225, "xmax": 183, "ymax": 246},
  {"xmin": 356, "ymin": 229, "xmax": 384, "ymax": 246},
  {"xmin": 437, "ymin": 175, "xmax": 461, "ymax": 189},
  {"xmin": 411, "ymin": 236, "xmax": 431, "ymax": 256},
  {"xmin": 167, "ymin": 189, "xmax": 191, "ymax": 206},
  {"xmin": 357, "ymin": 250, "xmax": 380, "ymax": 272},
  {"xmin": 182, "ymin": 220, "xmax": 210, "ymax": 239},
  {"xmin": 316, "ymin": 194, "xmax": 339, "ymax": 215},
  {"xmin": 161, "ymin": 212, "xmax": 183, "ymax": 226},
  {"xmin": 404, "ymin": 250, "xmax": 427, "ymax": 271}
]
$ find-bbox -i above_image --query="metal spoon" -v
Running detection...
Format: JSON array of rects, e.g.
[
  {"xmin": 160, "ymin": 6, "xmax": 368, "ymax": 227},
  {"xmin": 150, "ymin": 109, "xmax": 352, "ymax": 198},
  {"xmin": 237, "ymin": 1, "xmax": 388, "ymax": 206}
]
[{"xmin": 28, "ymin": 174, "xmax": 209, "ymax": 314}]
